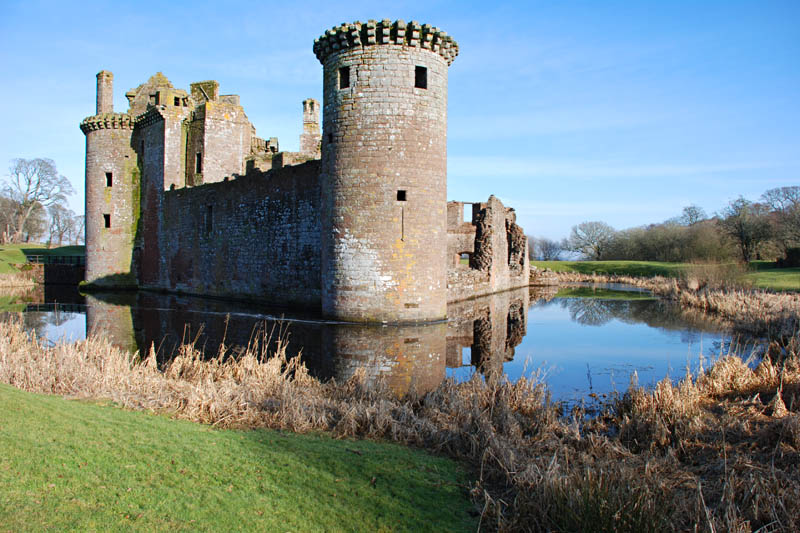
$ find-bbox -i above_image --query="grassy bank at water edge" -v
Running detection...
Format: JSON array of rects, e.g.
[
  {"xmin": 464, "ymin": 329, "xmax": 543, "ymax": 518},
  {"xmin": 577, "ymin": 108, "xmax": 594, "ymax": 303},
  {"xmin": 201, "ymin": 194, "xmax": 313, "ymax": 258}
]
[
  {"xmin": 0, "ymin": 244, "xmax": 84, "ymax": 274},
  {"xmin": 0, "ymin": 383, "xmax": 475, "ymax": 532},
  {"xmin": 533, "ymin": 260, "xmax": 800, "ymax": 292}
]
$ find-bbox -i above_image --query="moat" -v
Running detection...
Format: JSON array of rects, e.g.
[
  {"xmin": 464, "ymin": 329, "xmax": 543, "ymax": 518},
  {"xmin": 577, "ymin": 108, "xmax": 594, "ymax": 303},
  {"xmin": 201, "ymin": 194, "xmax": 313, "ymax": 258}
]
[{"xmin": 7, "ymin": 284, "xmax": 755, "ymax": 407}]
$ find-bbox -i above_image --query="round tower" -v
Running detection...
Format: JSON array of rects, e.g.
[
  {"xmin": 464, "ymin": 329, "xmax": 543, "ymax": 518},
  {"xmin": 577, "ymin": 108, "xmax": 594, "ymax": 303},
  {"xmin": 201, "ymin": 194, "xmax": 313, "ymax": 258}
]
[
  {"xmin": 314, "ymin": 20, "xmax": 459, "ymax": 323},
  {"xmin": 80, "ymin": 70, "xmax": 140, "ymax": 287}
]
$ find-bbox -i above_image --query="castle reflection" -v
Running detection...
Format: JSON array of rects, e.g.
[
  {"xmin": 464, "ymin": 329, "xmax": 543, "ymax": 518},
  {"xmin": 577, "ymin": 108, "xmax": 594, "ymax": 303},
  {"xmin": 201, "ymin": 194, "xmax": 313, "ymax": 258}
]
[{"xmin": 84, "ymin": 287, "xmax": 548, "ymax": 396}]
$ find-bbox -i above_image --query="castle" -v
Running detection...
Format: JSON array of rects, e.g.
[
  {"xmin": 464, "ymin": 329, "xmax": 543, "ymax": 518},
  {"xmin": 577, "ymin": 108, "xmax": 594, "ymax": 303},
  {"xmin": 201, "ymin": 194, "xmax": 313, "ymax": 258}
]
[{"xmin": 81, "ymin": 20, "xmax": 530, "ymax": 323}]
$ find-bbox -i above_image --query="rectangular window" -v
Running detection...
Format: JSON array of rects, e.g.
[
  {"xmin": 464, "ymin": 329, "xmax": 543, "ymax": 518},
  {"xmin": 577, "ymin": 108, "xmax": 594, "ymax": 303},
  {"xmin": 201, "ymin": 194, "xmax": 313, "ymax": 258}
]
[
  {"xmin": 105, "ymin": 172, "xmax": 113, "ymax": 187},
  {"xmin": 396, "ymin": 190, "xmax": 407, "ymax": 202},
  {"xmin": 415, "ymin": 66, "xmax": 427, "ymax": 89},
  {"xmin": 103, "ymin": 214, "xmax": 111, "ymax": 228},
  {"xmin": 339, "ymin": 66, "xmax": 350, "ymax": 89},
  {"xmin": 174, "ymin": 96, "xmax": 180, "ymax": 106},
  {"xmin": 195, "ymin": 152, "xmax": 203, "ymax": 174},
  {"xmin": 205, "ymin": 205, "xmax": 213, "ymax": 234}
]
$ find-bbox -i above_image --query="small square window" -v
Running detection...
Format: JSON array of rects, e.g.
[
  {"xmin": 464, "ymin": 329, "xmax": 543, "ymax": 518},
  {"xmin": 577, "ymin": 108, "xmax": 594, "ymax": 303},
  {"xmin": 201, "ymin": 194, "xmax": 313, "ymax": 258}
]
[
  {"xmin": 105, "ymin": 172, "xmax": 112, "ymax": 187},
  {"xmin": 339, "ymin": 66, "xmax": 350, "ymax": 89},
  {"xmin": 103, "ymin": 214, "xmax": 111, "ymax": 228},
  {"xmin": 415, "ymin": 66, "xmax": 427, "ymax": 89},
  {"xmin": 397, "ymin": 190, "xmax": 407, "ymax": 202}
]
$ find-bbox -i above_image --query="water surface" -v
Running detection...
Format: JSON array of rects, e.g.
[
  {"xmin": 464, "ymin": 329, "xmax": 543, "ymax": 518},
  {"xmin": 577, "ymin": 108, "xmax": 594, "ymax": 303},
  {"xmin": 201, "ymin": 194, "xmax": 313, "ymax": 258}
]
[{"xmin": 3, "ymin": 284, "xmax": 752, "ymax": 405}]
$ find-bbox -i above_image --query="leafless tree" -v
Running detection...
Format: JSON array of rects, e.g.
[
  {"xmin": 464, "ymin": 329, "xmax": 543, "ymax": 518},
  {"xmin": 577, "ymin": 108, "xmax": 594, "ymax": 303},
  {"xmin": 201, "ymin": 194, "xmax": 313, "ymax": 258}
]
[
  {"xmin": 679, "ymin": 204, "xmax": 707, "ymax": 226},
  {"xmin": 717, "ymin": 197, "xmax": 772, "ymax": 262},
  {"xmin": 531, "ymin": 236, "xmax": 563, "ymax": 260},
  {"xmin": 567, "ymin": 221, "xmax": 616, "ymax": 260},
  {"xmin": 3, "ymin": 158, "xmax": 73, "ymax": 243},
  {"xmin": 761, "ymin": 186, "xmax": 800, "ymax": 253},
  {"xmin": 70, "ymin": 215, "xmax": 85, "ymax": 245},
  {"xmin": 47, "ymin": 204, "xmax": 76, "ymax": 247}
]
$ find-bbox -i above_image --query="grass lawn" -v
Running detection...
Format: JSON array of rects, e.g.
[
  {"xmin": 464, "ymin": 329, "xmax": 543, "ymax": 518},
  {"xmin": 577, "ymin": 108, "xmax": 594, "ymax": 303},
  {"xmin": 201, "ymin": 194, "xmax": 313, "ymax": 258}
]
[
  {"xmin": 0, "ymin": 244, "xmax": 85, "ymax": 274},
  {"xmin": 0, "ymin": 383, "xmax": 476, "ymax": 532},
  {"xmin": 532, "ymin": 260, "xmax": 690, "ymax": 277},
  {"xmin": 533, "ymin": 259, "xmax": 800, "ymax": 292},
  {"xmin": 744, "ymin": 263, "xmax": 800, "ymax": 292}
]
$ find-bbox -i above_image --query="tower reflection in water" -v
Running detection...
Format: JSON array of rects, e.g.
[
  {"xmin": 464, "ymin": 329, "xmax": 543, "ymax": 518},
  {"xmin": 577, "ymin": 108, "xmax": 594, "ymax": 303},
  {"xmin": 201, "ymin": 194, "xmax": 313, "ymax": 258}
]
[{"xmin": 85, "ymin": 287, "xmax": 534, "ymax": 396}]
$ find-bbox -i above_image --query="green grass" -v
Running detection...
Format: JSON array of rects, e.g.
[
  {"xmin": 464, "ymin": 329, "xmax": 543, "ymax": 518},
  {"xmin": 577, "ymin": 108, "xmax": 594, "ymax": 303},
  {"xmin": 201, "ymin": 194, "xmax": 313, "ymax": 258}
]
[
  {"xmin": 532, "ymin": 260, "xmax": 690, "ymax": 277},
  {"xmin": 0, "ymin": 244, "xmax": 85, "ymax": 274},
  {"xmin": 0, "ymin": 383, "xmax": 476, "ymax": 532},
  {"xmin": 533, "ymin": 259, "xmax": 800, "ymax": 292},
  {"xmin": 554, "ymin": 287, "xmax": 656, "ymax": 300},
  {"xmin": 744, "ymin": 263, "xmax": 800, "ymax": 292}
]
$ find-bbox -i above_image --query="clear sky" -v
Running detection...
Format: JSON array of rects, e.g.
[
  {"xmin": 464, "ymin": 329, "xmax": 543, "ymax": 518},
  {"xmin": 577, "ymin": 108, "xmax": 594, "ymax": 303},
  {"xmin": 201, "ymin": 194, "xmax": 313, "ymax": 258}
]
[{"xmin": 1, "ymin": 0, "xmax": 797, "ymax": 240}]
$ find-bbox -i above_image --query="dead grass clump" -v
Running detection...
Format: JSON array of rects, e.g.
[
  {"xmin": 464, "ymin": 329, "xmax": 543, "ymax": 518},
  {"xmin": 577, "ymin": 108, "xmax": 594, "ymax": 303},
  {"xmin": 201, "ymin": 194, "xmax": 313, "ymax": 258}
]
[
  {"xmin": 2, "ymin": 316, "xmax": 800, "ymax": 531},
  {"xmin": 0, "ymin": 272, "xmax": 36, "ymax": 289},
  {"xmin": 682, "ymin": 262, "xmax": 752, "ymax": 292}
]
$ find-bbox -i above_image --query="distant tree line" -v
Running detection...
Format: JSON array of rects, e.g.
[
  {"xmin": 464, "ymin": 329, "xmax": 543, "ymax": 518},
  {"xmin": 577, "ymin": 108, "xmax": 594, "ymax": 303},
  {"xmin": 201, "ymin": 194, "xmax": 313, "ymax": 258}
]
[
  {"xmin": 1, "ymin": 158, "xmax": 83, "ymax": 246},
  {"xmin": 529, "ymin": 186, "xmax": 800, "ymax": 264}
]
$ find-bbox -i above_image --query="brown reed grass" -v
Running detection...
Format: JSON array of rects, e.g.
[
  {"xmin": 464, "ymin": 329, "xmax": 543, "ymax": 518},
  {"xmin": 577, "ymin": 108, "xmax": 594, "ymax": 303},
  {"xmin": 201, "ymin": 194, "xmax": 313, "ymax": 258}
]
[
  {"xmin": 0, "ymin": 272, "xmax": 36, "ymax": 289},
  {"xmin": 1, "ymin": 315, "xmax": 798, "ymax": 532}
]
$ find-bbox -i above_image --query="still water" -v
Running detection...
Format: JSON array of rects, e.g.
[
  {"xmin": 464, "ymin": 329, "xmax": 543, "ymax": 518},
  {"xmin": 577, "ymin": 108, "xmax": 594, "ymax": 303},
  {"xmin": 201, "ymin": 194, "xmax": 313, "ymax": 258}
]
[{"xmin": 8, "ymin": 284, "xmax": 753, "ymax": 405}]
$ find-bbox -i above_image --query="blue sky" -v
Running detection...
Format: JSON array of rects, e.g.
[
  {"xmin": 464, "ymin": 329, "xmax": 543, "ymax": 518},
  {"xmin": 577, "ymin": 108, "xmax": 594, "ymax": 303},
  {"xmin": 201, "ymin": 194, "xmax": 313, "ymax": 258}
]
[{"xmin": 1, "ymin": 0, "xmax": 797, "ymax": 240}]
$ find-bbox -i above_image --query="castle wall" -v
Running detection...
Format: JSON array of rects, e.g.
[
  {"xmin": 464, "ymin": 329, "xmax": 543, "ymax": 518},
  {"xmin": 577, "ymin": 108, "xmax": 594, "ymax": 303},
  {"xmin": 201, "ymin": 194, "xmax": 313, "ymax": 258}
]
[{"xmin": 143, "ymin": 161, "xmax": 322, "ymax": 306}]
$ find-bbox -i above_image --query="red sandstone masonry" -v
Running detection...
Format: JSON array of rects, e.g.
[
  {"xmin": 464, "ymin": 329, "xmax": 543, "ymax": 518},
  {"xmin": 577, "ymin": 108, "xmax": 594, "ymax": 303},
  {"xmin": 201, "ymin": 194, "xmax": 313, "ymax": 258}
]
[{"xmin": 318, "ymin": 21, "xmax": 455, "ymax": 322}]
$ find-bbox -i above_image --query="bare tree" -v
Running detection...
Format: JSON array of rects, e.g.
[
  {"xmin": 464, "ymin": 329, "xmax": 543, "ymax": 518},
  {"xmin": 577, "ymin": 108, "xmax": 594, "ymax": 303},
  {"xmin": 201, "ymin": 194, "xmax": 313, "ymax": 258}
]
[
  {"xmin": 3, "ymin": 158, "xmax": 73, "ymax": 243},
  {"xmin": 531, "ymin": 236, "xmax": 563, "ymax": 260},
  {"xmin": 761, "ymin": 186, "xmax": 800, "ymax": 253},
  {"xmin": 47, "ymin": 204, "xmax": 76, "ymax": 247},
  {"xmin": 717, "ymin": 197, "xmax": 772, "ymax": 262},
  {"xmin": 679, "ymin": 204, "xmax": 707, "ymax": 226},
  {"xmin": 567, "ymin": 221, "xmax": 616, "ymax": 260},
  {"xmin": 71, "ymin": 215, "xmax": 85, "ymax": 245}
]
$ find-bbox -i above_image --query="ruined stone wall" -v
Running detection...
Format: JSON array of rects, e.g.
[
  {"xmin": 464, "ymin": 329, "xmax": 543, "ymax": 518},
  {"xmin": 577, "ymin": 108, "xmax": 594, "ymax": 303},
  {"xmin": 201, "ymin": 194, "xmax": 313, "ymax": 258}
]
[
  {"xmin": 318, "ymin": 20, "xmax": 457, "ymax": 323},
  {"xmin": 144, "ymin": 161, "xmax": 322, "ymax": 306},
  {"xmin": 81, "ymin": 113, "xmax": 139, "ymax": 286},
  {"xmin": 447, "ymin": 196, "xmax": 530, "ymax": 302},
  {"xmin": 446, "ymin": 201, "xmax": 477, "ymax": 268}
]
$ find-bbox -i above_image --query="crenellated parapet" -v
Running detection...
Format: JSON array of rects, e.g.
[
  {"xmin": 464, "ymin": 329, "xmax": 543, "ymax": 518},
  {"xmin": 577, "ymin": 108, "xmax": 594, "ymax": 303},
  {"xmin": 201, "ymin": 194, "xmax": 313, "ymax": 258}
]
[
  {"xmin": 80, "ymin": 112, "xmax": 135, "ymax": 134},
  {"xmin": 134, "ymin": 106, "xmax": 167, "ymax": 129},
  {"xmin": 313, "ymin": 19, "xmax": 459, "ymax": 66}
]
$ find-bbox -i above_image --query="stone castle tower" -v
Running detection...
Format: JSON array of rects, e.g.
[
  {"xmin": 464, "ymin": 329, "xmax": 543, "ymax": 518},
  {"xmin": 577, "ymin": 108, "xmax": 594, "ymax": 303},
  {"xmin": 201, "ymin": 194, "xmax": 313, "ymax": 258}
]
[
  {"xmin": 314, "ymin": 20, "xmax": 458, "ymax": 322},
  {"xmin": 80, "ymin": 71, "xmax": 139, "ymax": 287}
]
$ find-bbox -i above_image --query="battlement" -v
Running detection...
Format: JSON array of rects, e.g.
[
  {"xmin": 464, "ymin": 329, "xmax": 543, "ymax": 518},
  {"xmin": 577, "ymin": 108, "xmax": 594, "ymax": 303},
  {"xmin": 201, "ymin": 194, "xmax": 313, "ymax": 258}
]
[
  {"xmin": 134, "ymin": 106, "xmax": 167, "ymax": 129},
  {"xmin": 80, "ymin": 113, "xmax": 135, "ymax": 133},
  {"xmin": 313, "ymin": 19, "xmax": 458, "ymax": 66}
]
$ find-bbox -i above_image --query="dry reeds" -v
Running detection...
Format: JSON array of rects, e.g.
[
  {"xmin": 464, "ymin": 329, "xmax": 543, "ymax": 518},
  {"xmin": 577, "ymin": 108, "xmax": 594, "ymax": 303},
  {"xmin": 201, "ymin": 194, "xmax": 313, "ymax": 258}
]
[
  {"xmin": 0, "ymin": 272, "xmax": 36, "ymax": 289},
  {"xmin": 1, "ymin": 316, "xmax": 799, "ymax": 531}
]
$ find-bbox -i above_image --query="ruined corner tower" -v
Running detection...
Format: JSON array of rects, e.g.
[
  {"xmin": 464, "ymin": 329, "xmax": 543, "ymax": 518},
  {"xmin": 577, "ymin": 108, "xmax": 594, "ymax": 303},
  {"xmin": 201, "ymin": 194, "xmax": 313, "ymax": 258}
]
[
  {"xmin": 315, "ymin": 20, "xmax": 459, "ymax": 323},
  {"xmin": 80, "ymin": 70, "xmax": 139, "ymax": 287}
]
